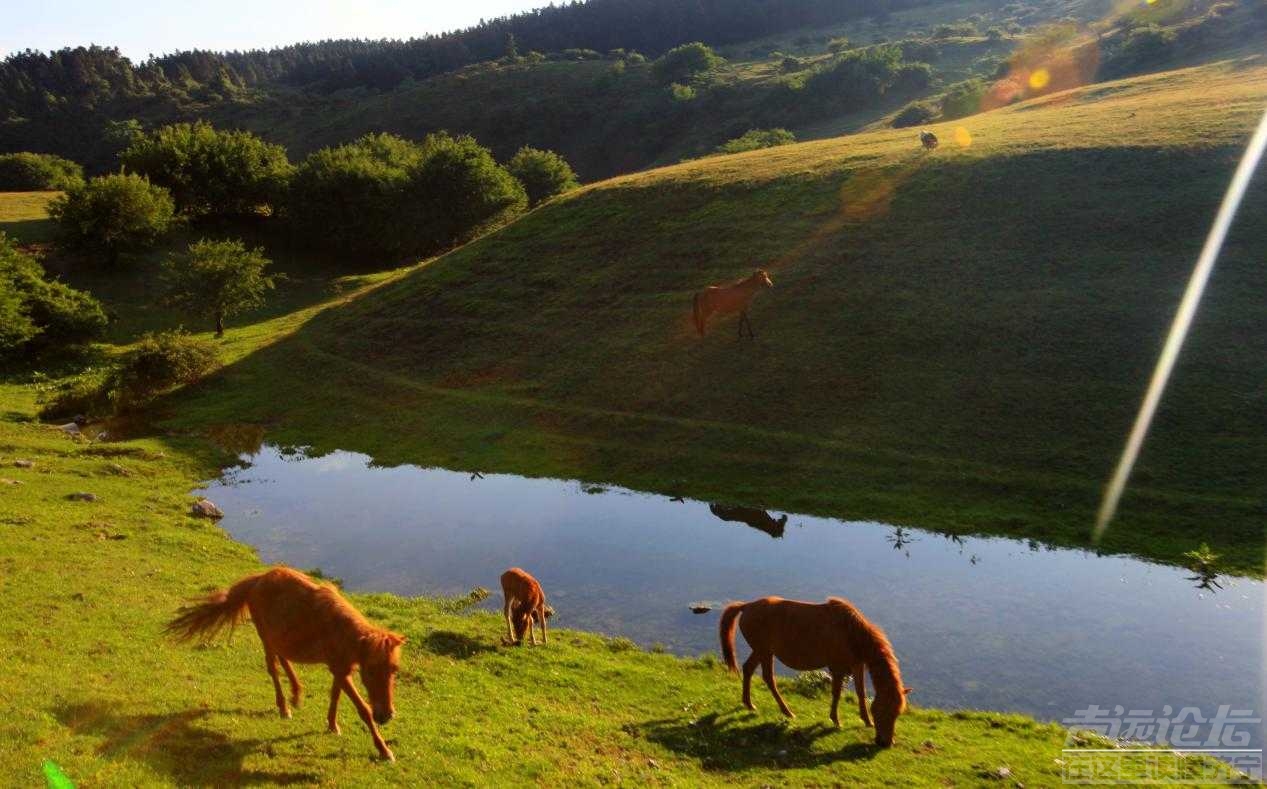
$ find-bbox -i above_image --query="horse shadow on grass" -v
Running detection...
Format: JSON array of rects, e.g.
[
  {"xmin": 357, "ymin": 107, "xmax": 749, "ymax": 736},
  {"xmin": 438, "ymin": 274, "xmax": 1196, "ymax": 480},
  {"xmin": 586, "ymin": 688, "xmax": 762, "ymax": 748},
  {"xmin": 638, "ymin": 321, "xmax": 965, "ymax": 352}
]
[
  {"xmin": 54, "ymin": 701, "xmax": 319, "ymax": 785},
  {"xmin": 423, "ymin": 630, "xmax": 499, "ymax": 659},
  {"xmin": 633, "ymin": 709, "xmax": 880, "ymax": 771}
]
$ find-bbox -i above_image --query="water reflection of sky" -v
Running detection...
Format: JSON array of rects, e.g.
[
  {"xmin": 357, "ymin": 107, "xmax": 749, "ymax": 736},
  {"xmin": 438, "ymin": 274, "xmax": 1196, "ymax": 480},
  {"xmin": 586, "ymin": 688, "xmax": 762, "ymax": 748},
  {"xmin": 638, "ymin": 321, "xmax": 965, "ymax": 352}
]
[{"xmin": 199, "ymin": 445, "xmax": 1265, "ymax": 746}]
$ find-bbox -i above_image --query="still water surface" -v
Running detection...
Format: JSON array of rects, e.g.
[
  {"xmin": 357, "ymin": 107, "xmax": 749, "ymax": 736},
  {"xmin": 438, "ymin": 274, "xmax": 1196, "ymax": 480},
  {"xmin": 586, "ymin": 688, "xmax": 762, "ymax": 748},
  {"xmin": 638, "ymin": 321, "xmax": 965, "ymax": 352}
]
[{"xmin": 198, "ymin": 445, "xmax": 1264, "ymax": 743}]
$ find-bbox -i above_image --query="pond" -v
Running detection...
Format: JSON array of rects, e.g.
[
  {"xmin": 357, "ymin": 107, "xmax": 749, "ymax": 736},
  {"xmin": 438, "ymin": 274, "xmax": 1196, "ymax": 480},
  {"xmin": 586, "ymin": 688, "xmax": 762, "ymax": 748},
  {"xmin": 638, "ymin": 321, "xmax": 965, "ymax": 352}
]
[{"xmin": 198, "ymin": 445, "xmax": 1265, "ymax": 749}]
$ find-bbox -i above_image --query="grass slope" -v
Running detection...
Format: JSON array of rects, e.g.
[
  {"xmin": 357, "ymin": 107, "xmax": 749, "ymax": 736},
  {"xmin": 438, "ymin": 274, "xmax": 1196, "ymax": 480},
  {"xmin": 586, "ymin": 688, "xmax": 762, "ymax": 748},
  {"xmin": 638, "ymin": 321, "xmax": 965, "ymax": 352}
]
[{"xmin": 170, "ymin": 57, "xmax": 1267, "ymax": 574}]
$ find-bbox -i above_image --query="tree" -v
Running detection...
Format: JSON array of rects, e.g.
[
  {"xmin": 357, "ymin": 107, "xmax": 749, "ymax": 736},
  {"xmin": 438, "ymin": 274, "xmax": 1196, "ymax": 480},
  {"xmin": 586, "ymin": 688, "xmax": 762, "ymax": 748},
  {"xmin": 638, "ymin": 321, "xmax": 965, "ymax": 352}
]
[
  {"xmin": 940, "ymin": 78, "xmax": 988, "ymax": 120},
  {"xmin": 48, "ymin": 174, "xmax": 176, "ymax": 264},
  {"xmin": 163, "ymin": 239, "xmax": 276, "ymax": 337},
  {"xmin": 0, "ymin": 153, "xmax": 84, "ymax": 191},
  {"xmin": 0, "ymin": 233, "xmax": 106, "ymax": 358},
  {"xmin": 405, "ymin": 133, "xmax": 528, "ymax": 250},
  {"xmin": 891, "ymin": 101, "xmax": 937, "ymax": 128},
  {"xmin": 506, "ymin": 147, "xmax": 580, "ymax": 207},
  {"xmin": 120, "ymin": 121, "xmax": 292, "ymax": 216},
  {"xmin": 714, "ymin": 128, "xmax": 795, "ymax": 155},
  {"xmin": 284, "ymin": 133, "xmax": 423, "ymax": 256},
  {"xmin": 652, "ymin": 42, "xmax": 723, "ymax": 84}
]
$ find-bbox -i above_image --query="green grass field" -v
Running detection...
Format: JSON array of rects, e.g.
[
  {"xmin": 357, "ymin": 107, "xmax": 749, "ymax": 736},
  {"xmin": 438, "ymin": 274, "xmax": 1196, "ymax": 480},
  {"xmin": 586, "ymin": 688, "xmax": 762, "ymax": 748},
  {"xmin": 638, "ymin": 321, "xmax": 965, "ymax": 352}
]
[
  {"xmin": 0, "ymin": 390, "xmax": 1244, "ymax": 786},
  {"xmin": 0, "ymin": 190, "xmax": 58, "ymax": 244},
  {"xmin": 161, "ymin": 57, "xmax": 1267, "ymax": 575}
]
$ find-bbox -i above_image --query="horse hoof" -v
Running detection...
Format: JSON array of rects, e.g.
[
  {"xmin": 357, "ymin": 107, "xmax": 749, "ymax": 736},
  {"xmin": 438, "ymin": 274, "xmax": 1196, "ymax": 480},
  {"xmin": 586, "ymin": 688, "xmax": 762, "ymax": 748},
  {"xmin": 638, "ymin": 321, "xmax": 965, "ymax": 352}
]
[
  {"xmin": 382, "ymin": 748, "xmax": 396, "ymax": 762},
  {"xmin": 280, "ymin": 709, "xmax": 292, "ymax": 720},
  {"xmin": 328, "ymin": 724, "xmax": 341, "ymax": 735}
]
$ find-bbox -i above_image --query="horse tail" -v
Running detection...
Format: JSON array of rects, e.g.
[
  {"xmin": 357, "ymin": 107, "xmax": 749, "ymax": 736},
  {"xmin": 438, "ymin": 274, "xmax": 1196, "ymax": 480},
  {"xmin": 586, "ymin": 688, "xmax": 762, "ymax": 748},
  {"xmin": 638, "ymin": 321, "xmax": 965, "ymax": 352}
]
[
  {"xmin": 165, "ymin": 572, "xmax": 261, "ymax": 643},
  {"xmin": 692, "ymin": 292, "xmax": 704, "ymax": 336},
  {"xmin": 719, "ymin": 601, "xmax": 746, "ymax": 671}
]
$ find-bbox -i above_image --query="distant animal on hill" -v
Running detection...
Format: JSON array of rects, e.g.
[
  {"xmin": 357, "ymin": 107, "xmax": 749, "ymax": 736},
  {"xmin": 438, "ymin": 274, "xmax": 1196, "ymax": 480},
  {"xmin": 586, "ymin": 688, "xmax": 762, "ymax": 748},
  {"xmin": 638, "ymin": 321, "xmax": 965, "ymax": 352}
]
[
  {"xmin": 709, "ymin": 504, "xmax": 789, "ymax": 539},
  {"xmin": 693, "ymin": 269, "xmax": 774, "ymax": 339},
  {"xmin": 719, "ymin": 596, "xmax": 910, "ymax": 747},
  {"xmin": 501, "ymin": 567, "xmax": 552, "ymax": 646},
  {"xmin": 920, "ymin": 131, "xmax": 939, "ymax": 150},
  {"xmin": 166, "ymin": 566, "xmax": 405, "ymax": 761}
]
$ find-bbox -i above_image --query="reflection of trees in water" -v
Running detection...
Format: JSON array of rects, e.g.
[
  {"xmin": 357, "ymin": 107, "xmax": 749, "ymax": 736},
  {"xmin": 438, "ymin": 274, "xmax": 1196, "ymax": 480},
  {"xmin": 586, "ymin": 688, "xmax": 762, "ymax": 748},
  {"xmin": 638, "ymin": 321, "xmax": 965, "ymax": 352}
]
[
  {"xmin": 887, "ymin": 526, "xmax": 917, "ymax": 557},
  {"xmin": 1183, "ymin": 543, "xmax": 1222, "ymax": 594},
  {"xmin": 708, "ymin": 504, "xmax": 788, "ymax": 539}
]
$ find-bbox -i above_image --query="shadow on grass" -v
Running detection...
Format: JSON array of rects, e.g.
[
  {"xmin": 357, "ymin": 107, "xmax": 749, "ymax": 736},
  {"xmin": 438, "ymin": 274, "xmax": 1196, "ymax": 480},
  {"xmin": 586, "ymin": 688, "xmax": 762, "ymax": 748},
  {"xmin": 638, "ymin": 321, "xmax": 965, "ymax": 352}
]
[
  {"xmin": 54, "ymin": 701, "xmax": 319, "ymax": 786},
  {"xmin": 422, "ymin": 630, "xmax": 499, "ymax": 659},
  {"xmin": 634, "ymin": 710, "xmax": 880, "ymax": 771}
]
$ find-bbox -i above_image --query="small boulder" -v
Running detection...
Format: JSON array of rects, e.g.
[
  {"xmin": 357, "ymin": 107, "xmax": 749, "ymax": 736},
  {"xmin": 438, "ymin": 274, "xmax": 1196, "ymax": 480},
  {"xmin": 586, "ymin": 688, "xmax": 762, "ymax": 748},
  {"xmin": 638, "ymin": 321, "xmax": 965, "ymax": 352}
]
[
  {"xmin": 58, "ymin": 423, "xmax": 82, "ymax": 436},
  {"xmin": 12, "ymin": 460, "xmax": 33, "ymax": 469},
  {"xmin": 0, "ymin": 478, "xmax": 22, "ymax": 486},
  {"xmin": 191, "ymin": 499, "xmax": 224, "ymax": 519},
  {"xmin": 67, "ymin": 492, "xmax": 99, "ymax": 502}
]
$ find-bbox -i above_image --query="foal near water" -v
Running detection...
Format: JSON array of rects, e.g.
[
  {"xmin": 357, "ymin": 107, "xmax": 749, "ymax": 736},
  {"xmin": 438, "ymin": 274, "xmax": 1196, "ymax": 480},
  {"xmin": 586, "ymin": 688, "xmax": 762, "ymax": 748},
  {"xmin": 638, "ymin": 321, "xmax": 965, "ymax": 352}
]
[
  {"xmin": 166, "ymin": 566, "xmax": 406, "ymax": 761},
  {"xmin": 693, "ymin": 269, "xmax": 774, "ymax": 338},
  {"xmin": 501, "ymin": 567, "xmax": 551, "ymax": 646},
  {"xmin": 720, "ymin": 596, "xmax": 910, "ymax": 747}
]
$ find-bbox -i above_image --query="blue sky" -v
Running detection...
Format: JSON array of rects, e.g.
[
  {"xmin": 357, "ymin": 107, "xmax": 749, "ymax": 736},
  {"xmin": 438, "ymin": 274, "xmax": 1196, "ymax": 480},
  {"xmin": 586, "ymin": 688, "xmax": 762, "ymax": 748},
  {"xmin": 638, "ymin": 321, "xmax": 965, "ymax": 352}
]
[{"xmin": 3, "ymin": 0, "xmax": 546, "ymax": 61}]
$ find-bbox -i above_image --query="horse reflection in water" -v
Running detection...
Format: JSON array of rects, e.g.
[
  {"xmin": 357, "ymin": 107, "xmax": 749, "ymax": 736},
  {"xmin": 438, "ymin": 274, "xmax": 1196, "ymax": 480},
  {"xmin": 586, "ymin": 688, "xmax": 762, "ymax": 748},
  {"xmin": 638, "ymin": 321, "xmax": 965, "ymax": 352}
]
[{"xmin": 709, "ymin": 504, "xmax": 789, "ymax": 539}]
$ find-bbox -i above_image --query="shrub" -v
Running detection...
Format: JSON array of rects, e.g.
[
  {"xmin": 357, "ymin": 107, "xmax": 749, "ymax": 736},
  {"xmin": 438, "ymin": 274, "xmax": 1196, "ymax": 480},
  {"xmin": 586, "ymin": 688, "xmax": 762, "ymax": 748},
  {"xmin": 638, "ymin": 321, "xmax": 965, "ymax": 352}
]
[
  {"xmin": 781, "ymin": 55, "xmax": 807, "ymax": 72},
  {"xmin": 120, "ymin": 121, "xmax": 292, "ymax": 216},
  {"xmin": 114, "ymin": 330, "xmax": 220, "ymax": 407},
  {"xmin": 163, "ymin": 239, "xmax": 277, "ymax": 337},
  {"xmin": 668, "ymin": 82, "xmax": 697, "ymax": 101},
  {"xmin": 35, "ymin": 367, "xmax": 117, "ymax": 420},
  {"xmin": 933, "ymin": 22, "xmax": 977, "ymax": 39},
  {"xmin": 286, "ymin": 132, "xmax": 525, "ymax": 258},
  {"xmin": 506, "ymin": 147, "xmax": 580, "ymax": 207},
  {"xmin": 941, "ymin": 78, "xmax": 988, "ymax": 120},
  {"xmin": 892, "ymin": 101, "xmax": 938, "ymax": 128},
  {"xmin": 652, "ymin": 42, "xmax": 723, "ymax": 84},
  {"xmin": 48, "ymin": 174, "xmax": 176, "ymax": 264},
  {"xmin": 827, "ymin": 37, "xmax": 852, "ymax": 53},
  {"xmin": 0, "ymin": 153, "xmax": 84, "ymax": 191},
  {"xmin": 0, "ymin": 233, "xmax": 106, "ymax": 359},
  {"xmin": 804, "ymin": 45, "xmax": 905, "ymax": 109},
  {"xmin": 893, "ymin": 62, "xmax": 934, "ymax": 93},
  {"xmin": 715, "ymin": 128, "xmax": 796, "ymax": 155}
]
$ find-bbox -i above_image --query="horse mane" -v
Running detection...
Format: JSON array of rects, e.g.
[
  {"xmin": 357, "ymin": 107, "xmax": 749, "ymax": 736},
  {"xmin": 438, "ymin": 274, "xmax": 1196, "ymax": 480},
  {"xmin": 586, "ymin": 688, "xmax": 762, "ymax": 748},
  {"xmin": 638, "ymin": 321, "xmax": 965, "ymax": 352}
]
[
  {"xmin": 827, "ymin": 597, "xmax": 906, "ymax": 706},
  {"xmin": 305, "ymin": 577, "xmax": 402, "ymax": 659}
]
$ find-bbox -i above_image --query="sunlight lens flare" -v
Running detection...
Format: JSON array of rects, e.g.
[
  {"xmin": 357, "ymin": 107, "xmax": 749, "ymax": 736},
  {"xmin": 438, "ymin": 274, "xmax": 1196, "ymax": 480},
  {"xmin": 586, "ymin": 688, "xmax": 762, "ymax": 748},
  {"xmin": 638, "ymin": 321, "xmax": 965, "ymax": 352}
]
[{"xmin": 1093, "ymin": 105, "xmax": 1267, "ymax": 541}]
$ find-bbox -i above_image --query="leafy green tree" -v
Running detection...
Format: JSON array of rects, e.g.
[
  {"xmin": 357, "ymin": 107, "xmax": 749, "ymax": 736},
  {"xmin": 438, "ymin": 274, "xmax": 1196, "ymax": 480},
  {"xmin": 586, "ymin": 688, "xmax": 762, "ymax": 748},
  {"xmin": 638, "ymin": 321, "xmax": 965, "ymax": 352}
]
[
  {"xmin": 163, "ymin": 239, "xmax": 276, "ymax": 337},
  {"xmin": 506, "ymin": 147, "xmax": 580, "ymax": 207},
  {"xmin": 406, "ymin": 133, "xmax": 528, "ymax": 250},
  {"xmin": 652, "ymin": 42, "xmax": 723, "ymax": 84},
  {"xmin": 0, "ymin": 153, "xmax": 84, "ymax": 191},
  {"xmin": 120, "ymin": 121, "xmax": 292, "ymax": 216},
  {"xmin": 48, "ymin": 174, "xmax": 176, "ymax": 264},
  {"xmin": 714, "ymin": 128, "xmax": 796, "ymax": 155},
  {"xmin": 284, "ymin": 133, "xmax": 422, "ymax": 256},
  {"xmin": 0, "ymin": 233, "xmax": 106, "ymax": 358}
]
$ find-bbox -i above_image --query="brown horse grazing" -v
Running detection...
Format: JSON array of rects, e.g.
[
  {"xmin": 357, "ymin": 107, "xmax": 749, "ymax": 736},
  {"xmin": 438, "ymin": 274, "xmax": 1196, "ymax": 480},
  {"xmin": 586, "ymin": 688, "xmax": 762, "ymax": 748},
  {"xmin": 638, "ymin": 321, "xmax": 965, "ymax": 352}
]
[
  {"xmin": 693, "ymin": 269, "xmax": 773, "ymax": 338},
  {"xmin": 501, "ymin": 567, "xmax": 551, "ymax": 646},
  {"xmin": 166, "ymin": 567, "xmax": 406, "ymax": 761},
  {"xmin": 920, "ymin": 130, "xmax": 939, "ymax": 150},
  {"xmin": 719, "ymin": 596, "xmax": 911, "ymax": 747}
]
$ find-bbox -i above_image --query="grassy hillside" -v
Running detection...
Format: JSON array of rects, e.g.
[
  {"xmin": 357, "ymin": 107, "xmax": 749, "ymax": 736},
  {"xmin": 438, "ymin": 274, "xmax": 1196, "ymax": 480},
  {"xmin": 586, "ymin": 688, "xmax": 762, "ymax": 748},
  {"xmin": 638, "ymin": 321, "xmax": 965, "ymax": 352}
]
[{"xmin": 167, "ymin": 56, "xmax": 1267, "ymax": 573}]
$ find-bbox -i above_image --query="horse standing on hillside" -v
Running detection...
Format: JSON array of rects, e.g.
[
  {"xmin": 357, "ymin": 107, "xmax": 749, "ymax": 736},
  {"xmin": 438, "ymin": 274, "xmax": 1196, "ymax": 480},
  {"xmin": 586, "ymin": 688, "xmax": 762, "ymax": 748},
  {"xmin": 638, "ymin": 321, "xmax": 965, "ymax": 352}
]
[
  {"xmin": 719, "ymin": 596, "xmax": 910, "ymax": 747},
  {"xmin": 693, "ymin": 269, "xmax": 774, "ymax": 339},
  {"xmin": 501, "ymin": 567, "xmax": 552, "ymax": 646},
  {"xmin": 166, "ymin": 566, "xmax": 406, "ymax": 761},
  {"xmin": 920, "ymin": 130, "xmax": 940, "ymax": 150}
]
